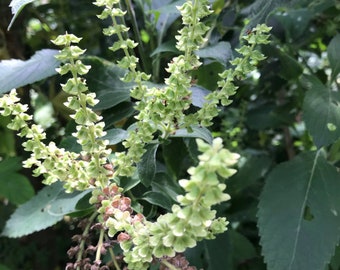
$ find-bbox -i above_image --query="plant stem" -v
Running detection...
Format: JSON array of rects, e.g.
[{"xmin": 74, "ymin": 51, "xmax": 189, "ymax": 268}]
[
  {"xmin": 161, "ymin": 259, "xmax": 180, "ymax": 270},
  {"xmin": 95, "ymin": 228, "xmax": 105, "ymax": 262},
  {"xmin": 105, "ymin": 235, "xmax": 121, "ymax": 270},
  {"xmin": 76, "ymin": 211, "xmax": 98, "ymax": 270}
]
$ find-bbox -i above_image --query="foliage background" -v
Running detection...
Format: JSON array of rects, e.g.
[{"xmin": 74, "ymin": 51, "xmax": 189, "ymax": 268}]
[{"xmin": 0, "ymin": 0, "xmax": 340, "ymax": 269}]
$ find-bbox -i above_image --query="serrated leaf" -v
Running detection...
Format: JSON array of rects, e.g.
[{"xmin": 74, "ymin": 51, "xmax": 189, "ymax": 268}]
[
  {"xmin": 328, "ymin": 34, "xmax": 340, "ymax": 82},
  {"xmin": 302, "ymin": 75, "xmax": 340, "ymax": 148},
  {"xmin": 195, "ymin": 42, "xmax": 232, "ymax": 66},
  {"xmin": 141, "ymin": 191, "xmax": 173, "ymax": 211},
  {"xmin": 83, "ymin": 56, "xmax": 133, "ymax": 110},
  {"xmin": 0, "ymin": 157, "xmax": 34, "ymax": 205},
  {"xmin": 171, "ymin": 126, "xmax": 213, "ymax": 144},
  {"xmin": 258, "ymin": 151, "xmax": 340, "ymax": 270},
  {"xmin": 7, "ymin": 0, "xmax": 36, "ymax": 30},
  {"xmin": 0, "ymin": 49, "xmax": 60, "ymax": 93},
  {"xmin": 1, "ymin": 182, "xmax": 89, "ymax": 238},
  {"xmin": 137, "ymin": 143, "xmax": 159, "ymax": 187}
]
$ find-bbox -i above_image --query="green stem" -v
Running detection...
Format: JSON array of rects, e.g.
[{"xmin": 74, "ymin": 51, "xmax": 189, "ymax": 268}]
[
  {"xmin": 161, "ymin": 259, "xmax": 180, "ymax": 270},
  {"xmin": 105, "ymin": 235, "xmax": 121, "ymax": 270},
  {"xmin": 95, "ymin": 228, "xmax": 105, "ymax": 262},
  {"xmin": 76, "ymin": 211, "xmax": 98, "ymax": 270}
]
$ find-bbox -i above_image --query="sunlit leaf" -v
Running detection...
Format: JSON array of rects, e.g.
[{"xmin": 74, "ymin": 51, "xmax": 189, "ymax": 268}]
[
  {"xmin": 1, "ymin": 182, "xmax": 90, "ymax": 238},
  {"xmin": 0, "ymin": 49, "xmax": 60, "ymax": 93},
  {"xmin": 7, "ymin": 0, "xmax": 36, "ymax": 30}
]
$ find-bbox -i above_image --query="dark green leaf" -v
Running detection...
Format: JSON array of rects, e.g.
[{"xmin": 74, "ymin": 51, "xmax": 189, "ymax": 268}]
[
  {"xmin": 141, "ymin": 191, "xmax": 173, "ymax": 211},
  {"xmin": 101, "ymin": 128, "xmax": 128, "ymax": 145},
  {"xmin": 195, "ymin": 42, "xmax": 232, "ymax": 66},
  {"xmin": 150, "ymin": 40, "xmax": 179, "ymax": 57},
  {"xmin": 191, "ymin": 85, "xmax": 209, "ymax": 108},
  {"xmin": 0, "ymin": 157, "xmax": 34, "ymax": 205},
  {"xmin": 228, "ymin": 154, "xmax": 272, "ymax": 194},
  {"xmin": 119, "ymin": 171, "xmax": 141, "ymax": 192},
  {"xmin": 137, "ymin": 143, "xmax": 159, "ymax": 187},
  {"xmin": 152, "ymin": 172, "xmax": 183, "ymax": 202},
  {"xmin": 258, "ymin": 151, "xmax": 340, "ymax": 270},
  {"xmin": 192, "ymin": 62, "xmax": 225, "ymax": 91},
  {"xmin": 0, "ymin": 49, "xmax": 59, "ymax": 93},
  {"xmin": 327, "ymin": 34, "xmax": 340, "ymax": 82},
  {"xmin": 171, "ymin": 125, "xmax": 213, "ymax": 144},
  {"xmin": 162, "ymin": 138, "xmax": 187, "ymax": 178},
  {"xmin": 229, "ymin": 230, "xmax": 257, "ymax": 268},
  {"xmin": 302, "ymin": 75, "xmax": 340, "ymax": 148},
  {"xmin": 270, "ymin": 8, "xmax": 313, "ymax": 41},
  {"xmin": 83, "ymin": 56, "xmax": 133, "ymax": 110}
]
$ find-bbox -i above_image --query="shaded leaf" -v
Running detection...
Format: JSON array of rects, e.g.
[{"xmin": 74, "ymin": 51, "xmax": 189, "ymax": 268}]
[
  {"xmin": 153, "ymin": 0, "xmax": 184, "ymax": 41},
  {"xmin": 191, "ymin": 85, "xmax": 210, "ymax": 108},
  {"xmin": 101, "ymin": 128, "xmax": 128, "ymax": 145},
  {"xmin": 152, "ymin": 172, "xmax": 183, "ymax": 202},
  {"xmin": 195, "ymin": 42, "xmax": 232, "ymax": 66},
  {"xmin": 171, "ymin": 126, "xmax": 213, "ymax": 144},
  {"xmin": 0, "ymin": 49, "xmax": 60, "ymax": 93},
  {"xmin": 258, "ymin": 151, "xmax": 340, "ymax": 270},
  {"xmin": 150, "ymin": 40, "xmax": 179, "ymax": 57},
  {"xmin": 228, "ymin": 154, "xmax": 272, "ymax": 194},
  {"xmin": 1, "ymin": 182, "xmax": 89, "ymax": 237},
  {"xmin": 327, "ymin": 34, "xmax": 340, "ymax": 82},
  {"xmin": 83, "ymin": 56, "xmax": 133, "ymax": 110},
  {"xmin": 137, "ymin": 143, "xmax": 159, "ymax": 187},
  {"xmin": 0, "ymin": 157, "xmax": 34, "ymax": 205},
  {"xmin": 302, "ymin": 75, "xmax": 340, "ymax": 148},
  {"xmin": 141, "ymin": 191, "xmax": 173, "ymax": 211},
  {"xmin": 229, "ymin": 230, "xmax": 257, "ymax": 268}
]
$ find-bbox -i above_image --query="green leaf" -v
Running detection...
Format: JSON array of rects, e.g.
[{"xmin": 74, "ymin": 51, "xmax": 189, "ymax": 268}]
[
  {"xmin": 141, "ymin": 191, "xmax": 173, "ymax": 211},
  {"xmin": 0, "ymin": 157, "xmax": 34, "ymax": 205},
  {"xmin": 271, "ymin": 9, "xmax": 313, "ymax": 41},
  {"xmin": 1, "ymin": 182, "xmax": 89, "ymax": 238},
  {"xmin": 101, "ymin": 128, "xmax": 128, "ymax": 145},
  {"xmin": 7, "ymin": 0, "xmax": 36, "ymax": 30},
  {"xmin": 171, "ymin": 125, "xmax": 213, "ymax": 144},
  {"xmin": 229, "ymin": 230, "xmax": 257, "ymax": 268},
  {"xmin": 150, "ymin": 40, "xmax": 179, "ymax": 57},
  {"xmin": 191, "ymin": 85, "xmax": 210, "ymax": 108},
  {"xmin": 162, "ymin": 138, "xmax": 188, "ymax": 178},
  {"xmin": 258, "ymin": 151, "xmax": 340, "ymax": 270},
  {"xmin": 0, "ymin": 49, "xmax": 60, "ymax": 93},
  {"xmin": 137, "ymin": 143, "xmax": 159, "ymax": 187},
  {"xmin": 152, "ymin": 172, "xmax": 183, "ymax": 202},
  {"xmin": 119, "ymin": 171, "xmax": 141, "ymax": 192},
  {"xmin": 327, "ymin": 34, "xmax": 340, "ymax": 82},
  {"xmin": 302, "ymin": 75, "xmax": 340, "ymax": 148},
  {"xmin": 228, "ymin": 154, "xmax": 272, "ymax": 194},
  {"xmin": 195, "ymin": 42, "xmax": 232, "ymax": 66},
  {"xmin": 83, "ymin": 56, "xmax": 133, "ymax": 110}
]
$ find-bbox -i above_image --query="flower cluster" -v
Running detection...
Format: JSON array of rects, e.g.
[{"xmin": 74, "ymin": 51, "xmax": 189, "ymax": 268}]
[
  {"xmin": 90, "ymin": 138, "xmax": 239, "ymax": 270},
  {"xmin": 0, "ymin": 34, "xmax": 112, "ymax": 192},
  {"xmin": 195, "ymin": 24, "xmax": 272, "ymax": 127},
  {"xmin": 95, "ymin": 0, "xmax": 212, "ymax": 177}
]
